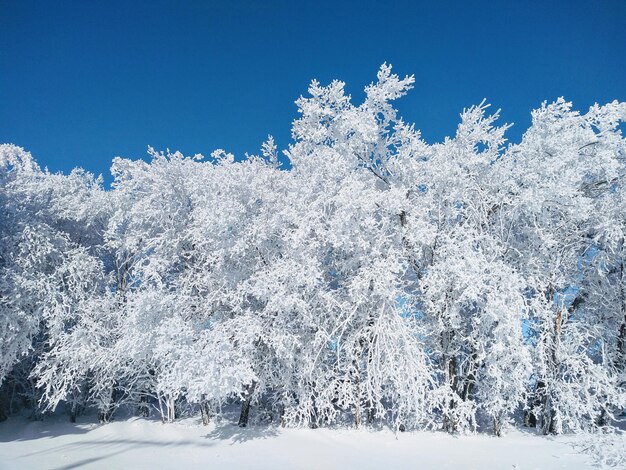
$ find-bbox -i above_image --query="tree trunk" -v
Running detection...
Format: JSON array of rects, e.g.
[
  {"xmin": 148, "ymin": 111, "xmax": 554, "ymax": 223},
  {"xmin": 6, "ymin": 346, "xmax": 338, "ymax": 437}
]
[
  {"xmin": 351, "ymin": 359, "xmax": 362, "ymax": 429},
  {"xmin": 541, "ymin": 308, "xmax": 564, "ymax": 435},
  {"xmin": 70, "ymin": 402, "xmax": 77, "ymax": 423},
  {"xmin": 279, "ymin": 403, "xmax": 286, "ymax": 428},
  {"xmin": 529, "ymin": 286, "xmax": 561, "ymax": 435},
  {"xmin": 366, "ymin": 401, "xmax": 375, "ymax": 425},
  {"xmin": 98, "ymin": 385, "xmax": 117, "ymax": 423},
  {"xmin": 616, "ymin": 250, "xmax": 626, "ymax": 374},
  {"xmin": 443, "ymin": 354, "xmax": 458, "ymax": 433},
  {"xmin": 541, "ymin": 398, "xmax": 556, "ymax": 435},
  {"xmin": 238, "ymin": 396, "xmax": 252, "ymax": 427},
  {"xmin": 238, "ymin": 382, "xmax": 256, "ymax": 427},
  {"xmin": 0, "ymin": 389, "xmax": 7, "ymax": 422},
  {"xmin": 308, "ymin": 389, "xmax": 319, "ymax": 429},
  {"xmin": 166, "ymin": 396, "xmax": 176, "ymax": 423},
  {"xmin": 523, "ymin": 380, "xmax": 543, "ymax": 428},
  {"xmin": 460, "ymin": 351, "xmax": 478, "ymax": 402},
  {"xmin": 493, "ymin": 415, "xmax": 503, "ymax": 437},
  {"xmin": 441, "ymin": 324, "xmax": 457, "ymax": 433},
  {"xmin": 200, "ymin": 396, "xmax": 211, "ymax": 426},
  {"xmin": 138, "ymin": 392, "xmax": 150, "ymax": 418}
]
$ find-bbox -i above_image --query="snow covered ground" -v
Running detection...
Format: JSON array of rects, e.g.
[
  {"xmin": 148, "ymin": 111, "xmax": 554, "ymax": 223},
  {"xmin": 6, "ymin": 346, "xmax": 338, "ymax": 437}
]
[{"xmin": 0, "ymin": 416, "xmax": 609, "ymax": 469}]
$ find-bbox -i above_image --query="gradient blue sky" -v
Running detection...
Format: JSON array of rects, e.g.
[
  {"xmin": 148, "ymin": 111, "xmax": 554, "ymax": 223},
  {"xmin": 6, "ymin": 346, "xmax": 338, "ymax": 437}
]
[{"xmin": 1, "ymin": 0, "xmax": 625, "ymax": 184}]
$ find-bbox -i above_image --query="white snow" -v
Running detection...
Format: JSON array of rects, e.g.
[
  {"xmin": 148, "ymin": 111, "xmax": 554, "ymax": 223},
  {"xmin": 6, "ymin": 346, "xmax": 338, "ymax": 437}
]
[{"xmin": 0, "ymin": 417, "xmax": 599, "ymax": 470}]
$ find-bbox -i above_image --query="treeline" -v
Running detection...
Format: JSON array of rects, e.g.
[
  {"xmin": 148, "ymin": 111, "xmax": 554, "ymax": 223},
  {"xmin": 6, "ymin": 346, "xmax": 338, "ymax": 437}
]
[{"xmin": 1, "ymin": 65, "xmax": 625, "ymax": 436}]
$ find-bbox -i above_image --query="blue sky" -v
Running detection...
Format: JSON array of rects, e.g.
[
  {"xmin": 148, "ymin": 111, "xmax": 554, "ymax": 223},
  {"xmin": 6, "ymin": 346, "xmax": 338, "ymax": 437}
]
[{"xmin": 1, "ymin": 0, "xmax": 625, "ymax": 185}]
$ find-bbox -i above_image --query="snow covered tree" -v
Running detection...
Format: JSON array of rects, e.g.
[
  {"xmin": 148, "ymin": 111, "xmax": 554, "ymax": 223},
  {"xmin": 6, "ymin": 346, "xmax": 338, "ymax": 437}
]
[
  {"xmin": 500, "ymin": 98, "xmax": 626, "ymax": 434},
  {"xmin": 1, "ymin": 65, "xmax": 624, "ymax": 439}
]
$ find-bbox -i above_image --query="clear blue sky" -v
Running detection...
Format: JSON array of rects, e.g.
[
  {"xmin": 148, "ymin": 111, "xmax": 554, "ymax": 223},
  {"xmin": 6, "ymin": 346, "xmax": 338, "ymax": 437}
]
[{"xmin": 1, "ymin": 0, "xmax": 625, "ymax": 184}]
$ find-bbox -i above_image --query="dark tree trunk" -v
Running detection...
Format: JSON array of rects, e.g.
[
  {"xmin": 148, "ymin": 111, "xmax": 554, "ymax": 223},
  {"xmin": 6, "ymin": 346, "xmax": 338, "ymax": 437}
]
[
  {"xmin": 69, "ymin": 402, "xmax": 77, "ymax": 423},
  {"xmin": 308, "ymin": 388, "xmax": 319, "ymax": 429},
  {"xmin": 200, "ymin": 396, "xmax": 211, "ymax": 426},
  {"xmin": 279, "ymin": 403, "xmax": 286, "ymax": 428},
  {"xmin": 442, "ymin": 355, "xmax": 458, "ymax": 433},
  {"xmin": 351, "ymin": 361, "xmax": 362, "ymax": 429},
  {"xmin": 98, "ymin": 410, "xmax": 110, "ymax": 423},
  {"xmin": 0, "ymin": 390, "xmax": 7, "ymax": 422},
  {"xmin": 238, "ymin": 382, "xmax": 256, "ymax": 428},
  {"xmin": 525, "ymin": 379, "xmax": 556, "ymax": 434},
  {"xmin": 238, "ymin": 396, "xmax": 252, "ymax": 428},
  {"xmin": 538, "ymin": 380, "xmax": 556, "ymax": 435},
  {"xmin": 523, "ymin": 408, "xmax": 537, "ymax": 428},
  {"xmin": 366, "ymin": 403, "xmax": 376, "ymax": 425},
  {"xmin": 617, "ymin": 252, "xmax": 626, "ymax": 374},
  {"xmin": 138, "ymin": 392, "xmax": 150, "ymax": 418},
  {"xmin": 460, "ymin": 352, "xmax": 478, "ymax": 402},
  {"xmin": 442, "ymin": 326, "xmax": 457, "ymax": 433},
  {"xmin": 309, "ymin": 409, "xmax": 319, "ymax": 429},
  {"xmin": 595, "ymin": 409, "xmax": 608, "ymax": 427},
  {"xmin": 493, "ymin": 416, "xmax": 503, "ymax": 437},
  {"xmin": 618, "ymin": 319, "xmax": 626, "ymax": 369},
  {"xmin": 524, "ymin": 379, "xmax": 544, "ymax": 428}
]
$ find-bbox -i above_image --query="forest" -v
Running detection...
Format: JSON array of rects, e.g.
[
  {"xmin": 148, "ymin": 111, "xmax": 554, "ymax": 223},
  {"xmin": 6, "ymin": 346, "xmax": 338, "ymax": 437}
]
[{"xmin": 1, "ymin": 65, "xmax": 625, "ymax": 439}]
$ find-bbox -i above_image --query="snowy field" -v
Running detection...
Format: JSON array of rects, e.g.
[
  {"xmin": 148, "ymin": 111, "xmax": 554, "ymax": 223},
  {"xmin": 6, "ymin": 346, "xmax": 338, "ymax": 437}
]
[{"xmin": 0, "ymin": 416, "xmax": 610, "ymax": 470}]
